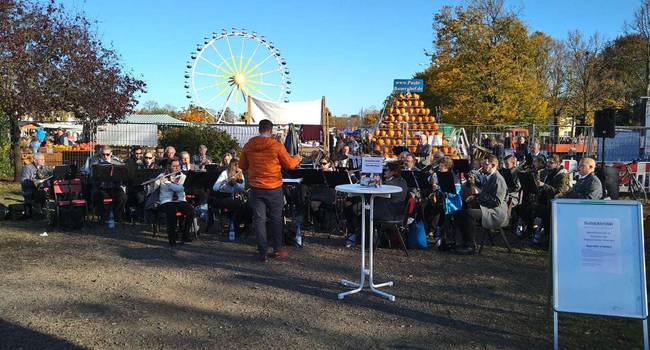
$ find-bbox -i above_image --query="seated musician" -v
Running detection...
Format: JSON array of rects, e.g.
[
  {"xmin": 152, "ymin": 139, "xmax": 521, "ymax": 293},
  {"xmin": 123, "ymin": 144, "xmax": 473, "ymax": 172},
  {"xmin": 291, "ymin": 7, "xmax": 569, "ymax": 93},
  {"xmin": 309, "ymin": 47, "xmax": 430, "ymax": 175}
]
[
  {"xmin": 20, "ymin": 153, "xmax": 51, "ymax": 217},
  {"xmin": 159, "ymin": 146, "xmax": 177, "ymax": 168},
  {"xmin": 90, "ymin": 146, "xmax": 127, "ymax": 224},
  {"xmin": 416, "ymin": 134, "xmax": 431, "ymax": 158},
  {"xmin": 219, "ymin": 152, "xmax": 233, "ymax": 167},
  {"xmin": 334, "ymin": 145, "xmax": 351, "ymax": 168},
  {"xmin": 453, "ymin": 154, "xmax": 508, "ymax": 255},
  {"xmin": 125, "ymin": 146, "xmax": 144, "ymax": 169},
  {"xmin": 403, "ymin": 153, "xmax": 420, "ymax": 171},
  {"xmin": 529, "ymin": 154, "xmax": 570, "ymax": 244},
  {"xmin": 310, "ymin": 157, "xmax": 336, "ymax": 230},
  {"xmin": 344, "ymin": 161, "xmax": 408, "ymax": 247},
  {"xmin": 562, "ymin": 157, "xmax": 602, "ymax": 199},
  {"xmin": 513, "ymin": 157, "xmax": 546, "ymax": 238},
  {"xmin": 210, "ymin": 158, "xmax": 248, "ymax": 236},
  {"xmin": 157, "ymin": 159, "xmax": 194, "ymax": 246},
  {"xmin": 502, "ymin": 155, "xmax": 522, "ymax": 207},
  {"xmin": 425, "ymin": 156, "xmax": 459, "ymax": 245},
  {"xmin": 142, "ymin": 152, "xmax": 160, "ymax": 169},
  {"xmin": 191, "ymin": 145, "xmax": 213, "ymax": 170},
  {"xmin": 155, "ymin": 146, "xmax": 165, "ymax": 165},
  {"xmin": 179, "ymin": 151, "xmax": 199, "ymax": 171}
]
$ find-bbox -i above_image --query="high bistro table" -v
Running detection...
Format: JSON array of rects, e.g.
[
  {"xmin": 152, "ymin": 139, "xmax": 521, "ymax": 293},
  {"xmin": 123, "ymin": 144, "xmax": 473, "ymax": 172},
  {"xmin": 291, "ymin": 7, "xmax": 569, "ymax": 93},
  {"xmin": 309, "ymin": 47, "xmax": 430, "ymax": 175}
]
[{"xmin": 335, "ymin": 184, "xmax": 403, "ymax": 301}]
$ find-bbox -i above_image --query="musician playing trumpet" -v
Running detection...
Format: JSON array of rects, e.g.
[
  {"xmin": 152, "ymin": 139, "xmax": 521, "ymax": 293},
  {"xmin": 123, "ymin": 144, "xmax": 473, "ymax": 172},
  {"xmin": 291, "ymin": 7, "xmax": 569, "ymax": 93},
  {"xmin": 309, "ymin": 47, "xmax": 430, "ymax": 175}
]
[{"xmin": 157, "ymin": 159, "xmax": 194, "ymax": 246}]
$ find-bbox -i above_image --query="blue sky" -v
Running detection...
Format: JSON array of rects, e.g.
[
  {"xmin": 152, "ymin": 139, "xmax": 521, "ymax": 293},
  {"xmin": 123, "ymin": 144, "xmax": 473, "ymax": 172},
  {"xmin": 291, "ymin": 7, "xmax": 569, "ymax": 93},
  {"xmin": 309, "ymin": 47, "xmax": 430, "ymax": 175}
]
[{"xmin": 61, "ymin": 0, "xmax": 640, "ymax": 116}]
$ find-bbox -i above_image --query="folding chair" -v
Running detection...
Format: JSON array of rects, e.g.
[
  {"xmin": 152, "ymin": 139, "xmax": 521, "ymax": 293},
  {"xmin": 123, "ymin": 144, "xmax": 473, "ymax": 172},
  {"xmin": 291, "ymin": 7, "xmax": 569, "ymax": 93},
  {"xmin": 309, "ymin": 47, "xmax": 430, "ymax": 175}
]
[
  {"xmin": 373, "ymin": 194, "xmax": 415, "ymax": 257},
  {"xmin": 478, "ymin": 218, "xmax": 512, "ymax": 254},
  {"xmin": 50, "ymin": 179, "xmax": 87, "ymax": 229}
]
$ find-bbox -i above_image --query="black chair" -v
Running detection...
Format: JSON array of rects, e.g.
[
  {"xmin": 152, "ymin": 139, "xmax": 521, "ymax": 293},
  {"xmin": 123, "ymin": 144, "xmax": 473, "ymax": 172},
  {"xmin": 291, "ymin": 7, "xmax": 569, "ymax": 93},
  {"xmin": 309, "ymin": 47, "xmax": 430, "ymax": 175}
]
[
  {"xmin": 478, "ymin": 218, "xmax": 512, "ymax": 254},
  {"xmin": 373, "ymin": 194, "xmax": 414, "ymax": 257}
]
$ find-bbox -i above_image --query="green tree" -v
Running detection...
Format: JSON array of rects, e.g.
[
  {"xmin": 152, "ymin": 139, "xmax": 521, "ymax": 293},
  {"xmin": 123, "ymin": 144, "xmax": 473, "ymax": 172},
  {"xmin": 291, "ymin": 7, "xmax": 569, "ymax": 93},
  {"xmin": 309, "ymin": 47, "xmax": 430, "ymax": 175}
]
[
  {"xmin": 159, "ymin": 126, "xmax": 239, "ymax": 161},
  {"xmin": 416, "ymin": 0, "xmax": 548, "ymax": 125}
]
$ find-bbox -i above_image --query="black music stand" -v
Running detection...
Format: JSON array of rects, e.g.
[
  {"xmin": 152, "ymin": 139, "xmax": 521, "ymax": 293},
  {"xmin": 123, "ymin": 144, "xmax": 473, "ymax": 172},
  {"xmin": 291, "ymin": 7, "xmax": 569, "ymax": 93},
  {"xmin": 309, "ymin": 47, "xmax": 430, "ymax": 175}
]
[
  {"xmin": 205, "ymin": 164, "xmax": 224, "ymax": 174},
  {"xmin": 402, "ymin": 170, "xmax": 429, "ymax": 191},
  {"xmin": 436, "ymin": 171, "xmax": 457, "ymax": 195},
  {"xmin": 53, "ymin": 165, "xmax": 73, "ymax": 180},
  {"xmin": 499, "ymin": 168, "xmax": 516, "ymax": 190},
  {"xmin": 453, "ymin": 159, "xmax": 470, "ymax": 175},
  {"xmin": 519, "ymin": 171, "xmax": 538, "ymax": 195},
  {"xmin": 324, "ymin": 170, "xmax": 351, "ymax": 188},
  {"xmin": 284, "ymin": 168, "xmax": 324, "ymax": 186},
  {"xmin": 91, "ymin": 164, "xmax": 130, "ymax": 183},
  {"xmin": 184, "ymin": 171, "xmax": 218, "ymax": 190},
  {"xmin": 133, "ymin": 169, "xmax": 163, "ymax": 185}
]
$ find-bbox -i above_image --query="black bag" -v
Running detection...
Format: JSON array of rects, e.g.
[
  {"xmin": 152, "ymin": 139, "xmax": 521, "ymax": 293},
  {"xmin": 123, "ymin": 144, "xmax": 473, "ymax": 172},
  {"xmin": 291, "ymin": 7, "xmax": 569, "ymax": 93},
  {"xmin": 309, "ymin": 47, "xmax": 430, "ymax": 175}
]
[
  {"xmin": 0, "ymin": 203, "xmax": 8, "ymax": 220},
  {"xmin": 57, "ymin": 205, "xmax": 85, "ymax": 230}
]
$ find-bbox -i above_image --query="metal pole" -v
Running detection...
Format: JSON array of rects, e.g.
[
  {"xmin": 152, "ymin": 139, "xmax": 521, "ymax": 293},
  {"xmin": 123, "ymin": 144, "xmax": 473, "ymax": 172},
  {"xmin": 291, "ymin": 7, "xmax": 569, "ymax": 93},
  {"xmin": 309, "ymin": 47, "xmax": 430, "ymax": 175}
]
[
  {"xmin": 554, "ymin": 311, "xmax": 559, "ymax": 350},
  {"xmin": 643, "ymin": 318, "xmax": 648, "ymax": 350}
]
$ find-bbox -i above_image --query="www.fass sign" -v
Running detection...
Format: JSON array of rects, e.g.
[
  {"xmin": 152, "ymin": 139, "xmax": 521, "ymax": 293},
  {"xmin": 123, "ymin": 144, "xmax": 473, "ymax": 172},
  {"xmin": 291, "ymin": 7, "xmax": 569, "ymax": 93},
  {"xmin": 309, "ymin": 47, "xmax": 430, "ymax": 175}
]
[{"xmin": 393, "ymin": 79, "xmax": 424, "ymax": 92}]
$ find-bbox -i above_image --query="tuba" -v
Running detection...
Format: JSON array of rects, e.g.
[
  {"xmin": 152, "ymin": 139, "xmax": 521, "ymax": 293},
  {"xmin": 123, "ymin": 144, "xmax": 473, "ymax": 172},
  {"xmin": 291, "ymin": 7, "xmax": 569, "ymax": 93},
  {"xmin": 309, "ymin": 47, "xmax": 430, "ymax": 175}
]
[{"xmin": 472, "ymin": 145, "xmax": 493, "ymax": 160}]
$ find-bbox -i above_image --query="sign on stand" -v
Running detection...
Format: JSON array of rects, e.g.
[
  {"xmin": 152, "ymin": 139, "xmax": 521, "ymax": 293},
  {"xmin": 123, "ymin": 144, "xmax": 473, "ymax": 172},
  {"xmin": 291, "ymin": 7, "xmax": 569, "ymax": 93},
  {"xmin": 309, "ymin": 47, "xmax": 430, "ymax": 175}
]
[
  {"xmin": 361, "ymin": 157, "xmax": 383, "ymax": 174},
  {"xmin": 552, "ymin": 199, "xmax": 648, "ymax": 350}
]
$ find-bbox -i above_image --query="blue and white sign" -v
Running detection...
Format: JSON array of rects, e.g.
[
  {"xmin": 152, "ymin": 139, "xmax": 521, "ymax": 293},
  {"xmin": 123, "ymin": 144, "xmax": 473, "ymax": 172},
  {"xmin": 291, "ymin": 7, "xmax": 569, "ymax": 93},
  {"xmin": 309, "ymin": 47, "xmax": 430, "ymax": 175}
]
[{"xmin": 393, "ymin": 79, "xmax": 424, "ymax": 93}]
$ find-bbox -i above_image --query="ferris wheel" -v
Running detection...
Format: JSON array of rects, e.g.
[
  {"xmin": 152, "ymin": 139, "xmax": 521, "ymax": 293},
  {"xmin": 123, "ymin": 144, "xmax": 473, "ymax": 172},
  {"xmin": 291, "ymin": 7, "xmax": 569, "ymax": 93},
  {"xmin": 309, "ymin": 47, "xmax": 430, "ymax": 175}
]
[{"xmin": 185, "ymin": 28, "xmax": 291, "ymax": 123}]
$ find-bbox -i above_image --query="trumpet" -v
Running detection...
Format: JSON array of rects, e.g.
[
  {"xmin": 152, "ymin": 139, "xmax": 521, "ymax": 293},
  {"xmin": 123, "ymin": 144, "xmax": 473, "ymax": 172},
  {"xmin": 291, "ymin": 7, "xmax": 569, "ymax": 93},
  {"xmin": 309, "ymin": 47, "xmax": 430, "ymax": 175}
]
[{"xmin": 141, "ymin": 170, "xmax": 182, "ymax": 185}]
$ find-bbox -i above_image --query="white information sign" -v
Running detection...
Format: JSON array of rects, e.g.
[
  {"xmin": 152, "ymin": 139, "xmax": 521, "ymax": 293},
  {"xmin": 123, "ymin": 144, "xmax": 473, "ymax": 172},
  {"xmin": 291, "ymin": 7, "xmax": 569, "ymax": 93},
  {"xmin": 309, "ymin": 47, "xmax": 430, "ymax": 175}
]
[
  {"xmin": 361, "ymin": 157, "xmax": 383, "ymax": 174},
  {"xmin": 578, "ymin": 217, "xmax": 622, "ymax": 274},
  {"xmin": 552, "ymin": 199, "xmax": 648, "ymax": 350}
]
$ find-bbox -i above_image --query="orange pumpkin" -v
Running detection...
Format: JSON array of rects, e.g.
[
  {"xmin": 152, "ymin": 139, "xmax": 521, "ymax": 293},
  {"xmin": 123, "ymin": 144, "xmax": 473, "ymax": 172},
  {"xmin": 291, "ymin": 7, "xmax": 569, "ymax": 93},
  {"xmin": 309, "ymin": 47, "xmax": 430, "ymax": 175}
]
[
  {"xmin": 396, "ymin": 115, "xmax": 403, "ymax": 122},
  {"xmin": 374, "ymin": 130, "xmax": 380, "ymax": 136},
  {"xmin": 380, "ymin": 123, "xmax": 386, "ymax": 129},
  {"xmin": 432, "ymin": 123, "xmax": 439, "ymax": 131},
  {"xmin": 399, "ymin": 108, "xmax": 406, "ymax": 114},
  {"xmin": 409, "ymin": 146, "xmax": 417, "ymax": 153},
  {"xmin": 419, "ymin": 124, "xmax": 426, "ymax": 130},
  {"xmin": 398, "ymin": 93, "xmax": 405, "ymax": 99},
  {"xmin": 413, "ymin": 93, "xmax": 419, "ymax": 100},
  {"xmin": 388, "ymin": 122, "xmax": 394, "ymax": 129},
  {"xmin": 405, "ymin": 92, "xmax": 412, "ymax": 99},
  {"xmin": 380, "ymin": 130, "xmax": 386, "ymax": 137},
  {"xmin": 416, "ymin": 116, "xmax": 422, "ymax": 123},
  {"xmin": 431, "ymin": 146, "xmax": 438, "ymax": 153},
  {"xmin": 377, "ymin": 138, "xmax": 385, "ymax": 145},
  {"xmin": 388, "ymin": 130, "xmax": 395, "ymax": 137},
  {"xmin": 404, "ymin": 130, "xmax": 410, "ymax": 138},
  {"xmin": 442, "ymin": 139, "xmax": 449, "ymax": 146},
  {"xmin": 396, "ymin": 130, "xmax": 402, "ymax": 138},
  {"xmin": 383, "ymin": 147, "xmax": 390, "ymax": 154},
  {"xmin": 406, "ymin": 139, "xmax": 412, "ymax": 145}
]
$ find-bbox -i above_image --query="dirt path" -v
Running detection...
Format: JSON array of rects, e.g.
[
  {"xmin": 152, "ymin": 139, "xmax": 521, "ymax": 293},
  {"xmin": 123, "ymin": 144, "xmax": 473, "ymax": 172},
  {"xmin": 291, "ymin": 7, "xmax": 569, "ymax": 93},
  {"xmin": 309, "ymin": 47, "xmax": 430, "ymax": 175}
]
[{"xmin": 0, "ymin": 219, "xmax": 641, "ymax": 349}]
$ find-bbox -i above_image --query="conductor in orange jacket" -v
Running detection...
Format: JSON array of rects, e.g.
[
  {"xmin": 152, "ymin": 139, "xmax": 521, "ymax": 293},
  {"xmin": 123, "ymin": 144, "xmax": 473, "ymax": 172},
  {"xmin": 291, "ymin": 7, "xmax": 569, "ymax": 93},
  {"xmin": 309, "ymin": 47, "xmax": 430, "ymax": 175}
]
[{"xmin": 239, "ymin": 119, "xmax": 301, "ymax": 262}]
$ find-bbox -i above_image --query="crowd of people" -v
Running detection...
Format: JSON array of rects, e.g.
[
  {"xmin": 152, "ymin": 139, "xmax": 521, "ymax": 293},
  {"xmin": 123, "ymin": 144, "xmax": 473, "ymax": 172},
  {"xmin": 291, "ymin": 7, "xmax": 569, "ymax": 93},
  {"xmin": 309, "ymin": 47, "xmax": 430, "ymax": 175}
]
[{"xmin": 19, "ymin": 121, "xmax": 606, "ymax": 260}]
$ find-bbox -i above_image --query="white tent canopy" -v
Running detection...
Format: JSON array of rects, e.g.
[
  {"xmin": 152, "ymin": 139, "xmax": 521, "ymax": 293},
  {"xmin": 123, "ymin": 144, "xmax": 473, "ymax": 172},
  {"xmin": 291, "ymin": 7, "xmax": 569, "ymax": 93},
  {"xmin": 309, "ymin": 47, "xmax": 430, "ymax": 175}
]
[{"xmin": 249, "ymin": 96, "xmax": 322, "ymax": 125}]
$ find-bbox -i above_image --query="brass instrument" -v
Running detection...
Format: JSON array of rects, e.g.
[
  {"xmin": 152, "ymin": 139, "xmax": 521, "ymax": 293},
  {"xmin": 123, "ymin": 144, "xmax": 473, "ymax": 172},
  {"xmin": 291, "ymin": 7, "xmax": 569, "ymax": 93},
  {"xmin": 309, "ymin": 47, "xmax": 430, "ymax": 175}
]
[{"xmin": 472, "ymin": 145, "xmax": 492, "ymax": 160}]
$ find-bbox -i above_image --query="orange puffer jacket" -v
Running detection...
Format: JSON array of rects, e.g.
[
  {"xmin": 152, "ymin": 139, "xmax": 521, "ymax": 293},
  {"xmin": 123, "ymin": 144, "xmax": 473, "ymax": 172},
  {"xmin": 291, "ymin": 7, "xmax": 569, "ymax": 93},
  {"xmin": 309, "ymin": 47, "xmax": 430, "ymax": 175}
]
[{"xmin": 239, "ymin": 135, "xmax": 300, "ymax": 189}]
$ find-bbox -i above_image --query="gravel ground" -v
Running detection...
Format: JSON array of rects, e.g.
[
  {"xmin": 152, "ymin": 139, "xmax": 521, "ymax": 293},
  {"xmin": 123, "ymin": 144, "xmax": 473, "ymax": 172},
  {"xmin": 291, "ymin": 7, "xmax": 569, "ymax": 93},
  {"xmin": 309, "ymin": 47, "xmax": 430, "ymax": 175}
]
[{"xmin": 0, "ymin": 210, "xmax": 644, "ymax": 349}]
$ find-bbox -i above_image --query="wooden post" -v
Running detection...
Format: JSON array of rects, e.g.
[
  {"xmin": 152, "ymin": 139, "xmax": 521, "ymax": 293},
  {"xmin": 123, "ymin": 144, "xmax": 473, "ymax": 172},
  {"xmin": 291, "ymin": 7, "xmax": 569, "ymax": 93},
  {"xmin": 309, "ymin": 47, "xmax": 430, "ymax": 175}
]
[
  {"xmin": 322, "ymin": 96, "xmax": 328, "ymax": 155},
  {"xmin": 246, "ymin": 95, "xmax": 251, "ymax": 125}
]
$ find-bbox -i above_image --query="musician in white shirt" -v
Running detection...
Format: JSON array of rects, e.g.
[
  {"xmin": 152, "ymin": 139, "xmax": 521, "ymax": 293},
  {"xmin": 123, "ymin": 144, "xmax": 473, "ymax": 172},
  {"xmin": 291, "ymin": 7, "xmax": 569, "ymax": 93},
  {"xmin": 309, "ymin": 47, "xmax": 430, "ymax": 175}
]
[{"xmin": 157, "ymin": 159, "xmax": 195, "ymax": 246}]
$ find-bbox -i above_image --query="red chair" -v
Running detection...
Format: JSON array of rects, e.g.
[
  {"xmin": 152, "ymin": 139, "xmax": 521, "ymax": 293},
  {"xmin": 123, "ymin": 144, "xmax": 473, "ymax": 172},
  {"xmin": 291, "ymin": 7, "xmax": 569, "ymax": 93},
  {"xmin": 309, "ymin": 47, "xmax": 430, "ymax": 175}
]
[{"xmin": 51, "ymin": 179, "xmax": 87, "ymax": 228}]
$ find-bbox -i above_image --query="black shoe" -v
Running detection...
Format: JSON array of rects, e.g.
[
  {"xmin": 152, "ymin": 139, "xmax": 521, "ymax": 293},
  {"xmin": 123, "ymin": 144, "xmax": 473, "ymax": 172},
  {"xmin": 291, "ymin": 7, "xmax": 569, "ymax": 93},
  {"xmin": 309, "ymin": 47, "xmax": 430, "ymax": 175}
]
[{"xmin": 455, "ymin": 245, "xmax": 476, "ymax": 255}]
